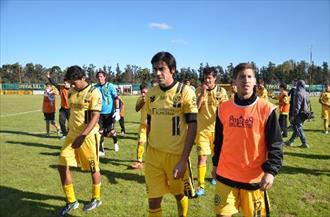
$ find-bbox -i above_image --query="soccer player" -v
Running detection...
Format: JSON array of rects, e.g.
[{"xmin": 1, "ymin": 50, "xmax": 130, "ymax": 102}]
[
  {"xmin": 117, "ymin": 94, "xmax": 126, "ymax": 136},
  {"xmin": 145, "ymin": 51, "xmax": 197, "ymax": 217},
  {"xmin": 42, "ymin": 82, "xmax": 60, "ymax": 136},
  {"xmin": 256, "ymin": 79, "xmax": 269, "ymax": 101},
  {"xmin": 130, "ymin": 83, "xmax": 148, "ymax": 169},
  {"xmin": 57, "ymin": 65, "xmax": 103, "ymax": 216},
  {"xmin": 46, "ymin": 71, "xmax": 70, "ymax": 139},
  {"xmin": 319, "ymin": 83, "xmax": 330, "ymax": 134},
  {"xmin": 195, "ymin": 67, "xmax": 228, "ymax": 197},
  {"xmin": 95, "ymin": 71, "xmax": 120, "ymax": 155},
  {"xmin": 273, "ymin": 83, "xmax": 290, "ymax": 137},
  {"xmin": 212, "ymin": 63, "xmax": 283, "ymax": 217},
  {"xmin": 230, "ymin": 81, "xmax": 237, "ymax": 99}
]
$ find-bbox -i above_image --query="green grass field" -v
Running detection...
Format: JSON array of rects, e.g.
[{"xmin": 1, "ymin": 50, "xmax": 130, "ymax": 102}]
[{"xmin": 0, "ymin": 95, "xmax": 329, "ymax": 217}]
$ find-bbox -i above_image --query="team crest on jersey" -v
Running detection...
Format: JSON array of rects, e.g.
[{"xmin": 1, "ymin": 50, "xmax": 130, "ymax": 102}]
[
  {"xmin": 173, "ymin": 93, "xmax": 182, "ymax": 107},
  {"xmin": 216, "ymin": 92, "xmax": 222, "ymax": 100},
  {"xmin": 150, "ymin": 96, "xmax": 155, "ymax": 103},
  {"xmin": 214, "ymin": 194, "xmax": 221, "ymax": 206},
  {"xmin": 229, "ymin": 115, "xmax": 253, "ymax": 128}
]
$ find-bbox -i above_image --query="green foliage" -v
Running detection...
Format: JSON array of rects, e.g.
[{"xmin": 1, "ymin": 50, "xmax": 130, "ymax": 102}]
[{"xmin": 0, "ymin": 96, "xmax": 329, "ymax": 217}]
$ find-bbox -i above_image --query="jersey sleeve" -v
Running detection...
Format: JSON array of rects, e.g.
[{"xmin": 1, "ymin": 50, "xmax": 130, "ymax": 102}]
[
  {"xmin": 109, "ymin": 83, "xmax": 118, "ymax": 98},
  {"xmin": 220, "ymin": 87, "xmax": 228, "ymax": 102},
  {"xmin": 145, "ymin": 91, "xmax": 151, "ymax": 115},
  {"xmin": 183, "ymin": 87, "xmax": 198, "ymax": 114},
  {"xmin": 89, "ymin": 89, "xmax": 102, "ymax": 111}
]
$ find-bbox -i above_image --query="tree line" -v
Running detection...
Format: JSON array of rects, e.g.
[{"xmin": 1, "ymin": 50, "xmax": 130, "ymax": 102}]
[{"xmin": 0, "ymin": 60, "xmax": 329, "ymax": 86}]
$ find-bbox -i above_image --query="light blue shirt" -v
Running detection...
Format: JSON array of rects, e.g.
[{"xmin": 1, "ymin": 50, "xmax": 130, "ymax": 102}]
[{"xmin": 94, "ymin": 82, "xmax": 118, "ymax": 114}]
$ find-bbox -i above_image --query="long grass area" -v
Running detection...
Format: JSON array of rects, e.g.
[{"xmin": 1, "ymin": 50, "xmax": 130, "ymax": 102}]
[{"xmin": 0, "ymin": 94, "xmax": 329, "ymax": 217}]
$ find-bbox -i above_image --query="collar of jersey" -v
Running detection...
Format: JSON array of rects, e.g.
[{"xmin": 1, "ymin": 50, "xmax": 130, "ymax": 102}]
[
  {"xmin": 77, "ymin": 84, "xmax": 91, "ymax": 92},
  {"xmin": 234, "ymin": 91, "xmax": 257, "ymax": 106},
  {"xmin": 159, "ymin": 81, "xmax": 177, "ymax": 92},
  {"xmin": 207, "ymin": 84, "xmax": 216, "ymax": 91}
]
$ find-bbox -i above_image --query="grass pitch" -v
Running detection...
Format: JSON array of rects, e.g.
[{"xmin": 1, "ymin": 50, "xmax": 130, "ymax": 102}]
[{"xmin": 0, "ymin": 95, "xmax": 329, "ymax": 217}]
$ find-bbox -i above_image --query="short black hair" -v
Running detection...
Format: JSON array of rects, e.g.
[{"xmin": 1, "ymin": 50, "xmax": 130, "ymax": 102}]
[
  {"xmin": 65, "ymin": 65, "xmax": 85, "ymax": 81},
  {"xmin": 151, "ymin": 51, "xmax": 176, "ymax": 72},
  {"xmin": 140, "ymin": 83, "xmax": 148, "ymax": 91},
  {"xmin": 96, "ymin": 70, "xmax": 106, "ymax": 78},
  {"xmin": 279, "ymin": 83, "xmax": 287, "ymax": 90},
  {"xmin": 233, "ymin": 63, "xmax": 255, "ymax": 79},
  {"xmin": 203, "ymin": 67, "xmax": 217, "ymax": 77}
]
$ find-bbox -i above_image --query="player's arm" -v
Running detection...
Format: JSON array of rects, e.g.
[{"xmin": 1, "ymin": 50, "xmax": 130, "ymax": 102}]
[
  {"xmin": 135, "ymin": 97, "xmax": 145, "ymax": 112},
  {"xmin": 173, "ymin": 114, "xmax": 197, "ymax": 179},
  {"xmin": 196, "ymin": 85, "xmax": 207, "ymax": 110},
  {"xmin": 261, "ymin": 109, "xmax": 283, "ymax": 190},
  {"xmin": 72, "ymin": 110, "xmax": 100, "ymax": 149},
  {"xmin": 212, "ymin": 111, "xmax": 224, "ymax": 179},
  {"xmin": 46, "ymin": 71, "xmax": 61, "ymax": 91}
]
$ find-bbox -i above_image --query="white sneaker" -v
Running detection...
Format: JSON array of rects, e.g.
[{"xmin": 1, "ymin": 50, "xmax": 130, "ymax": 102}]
[
  {"xmin": 325, "ymin": 131, "xmax": 329, "ymax": 134},
  {"xmin": 60, "ymin": 136, "xmax": 66, "ymax": 139},
  {"xmin": 99, "ymin": 151, "xmax": 105, "ymax": 157},
  {"xmin": 114, "ymin": 143, "xmax": 119, "ymax": 152}
]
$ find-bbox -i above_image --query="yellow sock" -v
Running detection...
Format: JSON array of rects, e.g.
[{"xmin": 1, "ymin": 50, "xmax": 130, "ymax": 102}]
[
  {"xmin": 92, "ymin": 183, "xmax": 101, "ymax": 200},
  {"xmin": 197, "ymin": 165, "xmax": 206, "ymax": 188},
  {"xmin": 177, "ymin": 196, "xmax": 188, "ymax": 217},
  {"xmin": 137, "ymin": 142, "xmax": 144, "ymax": 162},
  {"xmin": 148, "ymin": 208, "xmax": 162, "ymax": 217},
  {"xmin": 63, "ymin": 184, "xmax": 76, "ymax": 203}
]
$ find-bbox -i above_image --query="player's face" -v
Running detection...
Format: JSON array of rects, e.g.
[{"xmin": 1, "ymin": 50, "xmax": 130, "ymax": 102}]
[
  {"xmin": 234, "ymin": 69, "xmax": 256, "ymax": 98},
  {"xmin": 97, "ymin": 73, "xmax": 106, "ymax": 85},
  {"xmin": 69, "ymin": 79, "xmax": 86, "ymax": 91},
  {"xmin": 326, "ymin": 85, "xmax": 330, "ymax": 92},
  {"xmin": 203, "ymin": 74, "xmax": 216, "ymax": 89},
  {"xmin": 153, "ymin": 61, "xmax": 175, "ymax": 87},
  {"xmin": 141, "ymin": 88, "xmax": 148, "ymax": 97}
]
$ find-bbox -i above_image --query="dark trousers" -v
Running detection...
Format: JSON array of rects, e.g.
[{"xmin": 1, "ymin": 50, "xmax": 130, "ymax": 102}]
[
  {"xmin": 119, "ymin": 116, "xmax": 125, "ymax": 133},
  {"xmin": 59, "ymin": 108, "xmax": 70, "ymax": 136},
  {"xmin": 279, "ymin": 114, "xmax": 288, "ymax": 137}
]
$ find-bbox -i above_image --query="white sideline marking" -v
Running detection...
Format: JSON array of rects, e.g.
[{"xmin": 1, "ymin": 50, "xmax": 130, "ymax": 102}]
[{"xmin": 0, "ymin": 109, "xmax": 41, "ymax": 118}]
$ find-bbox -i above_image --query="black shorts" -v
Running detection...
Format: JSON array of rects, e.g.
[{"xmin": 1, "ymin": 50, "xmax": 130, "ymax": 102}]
[
  {"xmin": 44, "ymin": 112, "xmax": 55, "ymax": 121},
  {"xmin": 99, "ymin": 113, "xmax": 115, "ymax": 133}
]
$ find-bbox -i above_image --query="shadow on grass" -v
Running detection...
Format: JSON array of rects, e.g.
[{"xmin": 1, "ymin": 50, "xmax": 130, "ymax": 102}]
[
  {"xmin": 0, "ymin": 130, "xmax": 60, "ymax": 139},
  {"xmin": 0, "ymin": 186, "xmax": 79, "ymax": 217},
  {"xmin": 99, "ymin": 157, "xmax": 135, "ymax": 167},
  {"xmin": 281, "ymin": 165, "xmax": 330, "ymax": 176},
  {"xmin": 285, "ymin": 152, "xmax": 330, "ymax": 160},
  {"xmin": 303, "ymin": 128, "xmax": 325, "ymax": 132},
  {"xmin": 40, "ymin": 151, "xmax": 60, "ymax": 156},
  {"xmin": 5, "ymin": 141, "xmax": 60, "ymax": 150},
  {"xmin": 125, "ymin": 121, "xmax": 140, "ymax": 125},
  {"xmin": 102, "ymin": 169, "xmax": 145, "ymax": 184}
]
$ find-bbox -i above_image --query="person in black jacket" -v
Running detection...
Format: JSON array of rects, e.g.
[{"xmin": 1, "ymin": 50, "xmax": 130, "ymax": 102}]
[{"xmin": 285, "ymin": 80, "xmax": 310, "ymax": 148}]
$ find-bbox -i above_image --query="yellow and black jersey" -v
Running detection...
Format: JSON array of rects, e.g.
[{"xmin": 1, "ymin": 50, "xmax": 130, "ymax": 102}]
[
  {"xmin": 68, "ymin": 85, "xmax": 102, "ymax": 137},
  {"xmin": 136, "ymin": 96, "xmax": 147, "ymax": 124},
  {"xmin": 196, "ymin": 85, "xmax": 228, "ymax": 132},
  {"xmin": 146, "ymin": 82, "xmax": 198, "ymax": 155},
  {"xmin": 257, "ymin": 86, "xmax": 268, "ymax": 101},
  {"xmin": 319, "ymin": 91, "xmax": 330, "ymax": 110}
]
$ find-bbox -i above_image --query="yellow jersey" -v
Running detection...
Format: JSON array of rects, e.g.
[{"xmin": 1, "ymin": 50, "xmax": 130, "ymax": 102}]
[
  {"xmin": 136, "ymin": 96, "xmax": 147, "ymax": 124},
  {"xmin": 68, "ymin": 85, "xmax": 102, "ymax": 137},
  {"xmin": 319, "ymin": 91, "xmax": 330, "ymax": 110},
  {"xmin": 146, "ymin": 82, "xmax": 198, "ymax": 155},
  {"xmin": 257, "ymin": 86, "xmax": 268, "ymax": 101},
  {"xmin": 196, "ymin": 85, "xmax": 228, "ymax": 132}
]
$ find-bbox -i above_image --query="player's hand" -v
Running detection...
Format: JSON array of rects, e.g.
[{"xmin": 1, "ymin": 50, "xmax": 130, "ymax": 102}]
[
  {"xmin": 260, "ymin": 173, "xmax": 274, "ymax": 191},
  {"xmin": 173, "ymin": 160, "xmax": 187, "ymax": 179},
  {"xmin": 112, "ymin": 109, "xmax": 120, "ymax": 121},
  {"xmin": 71, "ymin": 135, "xmax": 86, "ymax": 149}
]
